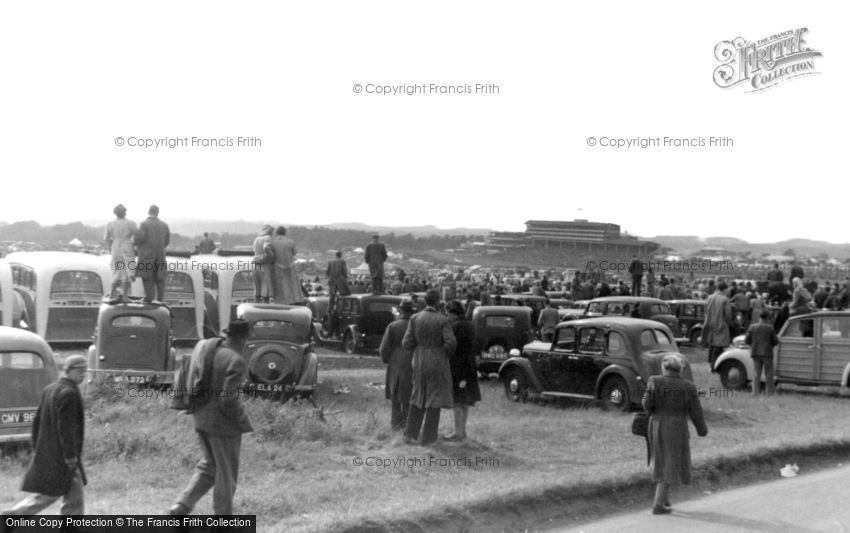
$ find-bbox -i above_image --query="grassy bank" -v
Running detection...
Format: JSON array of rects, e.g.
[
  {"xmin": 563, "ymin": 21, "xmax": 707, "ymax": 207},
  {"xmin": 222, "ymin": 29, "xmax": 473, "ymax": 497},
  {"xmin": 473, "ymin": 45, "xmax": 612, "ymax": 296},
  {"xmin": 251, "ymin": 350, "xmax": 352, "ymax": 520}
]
[{"xmin": 3, "ymin": 348, "xmax": 850, "ymax": 532}]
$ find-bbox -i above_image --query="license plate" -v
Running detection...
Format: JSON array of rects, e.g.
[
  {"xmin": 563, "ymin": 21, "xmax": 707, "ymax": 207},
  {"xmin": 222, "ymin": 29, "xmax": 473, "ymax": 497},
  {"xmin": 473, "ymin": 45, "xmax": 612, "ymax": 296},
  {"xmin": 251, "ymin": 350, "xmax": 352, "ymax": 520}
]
[
  {"xmin": 0, "ymin": 410, "xmax": 36, "ymax": 425},
  {"xmin": 113, "ymin": 375, "xmax": 150, "ymax": 384}
]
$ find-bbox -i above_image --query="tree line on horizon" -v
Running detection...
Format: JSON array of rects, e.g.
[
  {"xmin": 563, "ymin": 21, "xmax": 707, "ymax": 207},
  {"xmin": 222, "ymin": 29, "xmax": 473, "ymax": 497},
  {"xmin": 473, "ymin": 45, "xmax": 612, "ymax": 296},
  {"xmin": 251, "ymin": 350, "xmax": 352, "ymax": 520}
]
[{"xmin": 0, "ymin": 220, "xmax": 484, "ymax": 254}]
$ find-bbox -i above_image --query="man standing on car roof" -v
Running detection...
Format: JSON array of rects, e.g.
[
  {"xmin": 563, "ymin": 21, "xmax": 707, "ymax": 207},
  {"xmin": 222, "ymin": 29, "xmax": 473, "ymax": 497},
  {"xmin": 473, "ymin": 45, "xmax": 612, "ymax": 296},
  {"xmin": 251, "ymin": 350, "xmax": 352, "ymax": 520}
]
[
  {"xmin": 170, "ymin": 319, "xmax": 253, "ymax": 516},
  {"xmin": 628, "ymin": 254, "xmax": 644, "ymax": 296},
  {"xmin": 364, "ymin": 233, "xmax": 388, "ymax": 294},
  {"xmin": 104, "ymin": 203, "xmax": 137, "ymax": 298},
  {"xmin": 3, "ymin": 356, "xmax": 88, "ymax": 515},
  {"xmin": 135, "ymin": 205, "xmax": 170, "ymax": 302}
]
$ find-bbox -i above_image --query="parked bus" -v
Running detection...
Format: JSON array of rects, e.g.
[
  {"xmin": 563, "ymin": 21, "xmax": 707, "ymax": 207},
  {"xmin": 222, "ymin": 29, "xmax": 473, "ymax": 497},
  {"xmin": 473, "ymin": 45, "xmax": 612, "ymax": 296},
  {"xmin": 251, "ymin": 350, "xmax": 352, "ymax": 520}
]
[
  {"xmin": 6, "ymin": 252, "xmax": 111, "ymax": 343},
  {"xmin": 192, "ymin": 254, "xmax": 257, "ymax": 335},
  {"xmin": 120, "ymin": 256, "xmax": 210, "ymax": 342}
]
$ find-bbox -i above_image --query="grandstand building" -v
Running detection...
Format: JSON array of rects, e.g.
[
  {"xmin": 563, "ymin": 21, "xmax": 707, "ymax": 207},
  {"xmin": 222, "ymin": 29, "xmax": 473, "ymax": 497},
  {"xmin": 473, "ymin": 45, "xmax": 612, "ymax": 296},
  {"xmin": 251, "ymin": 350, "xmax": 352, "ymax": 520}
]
[{"xmin": 484, "ymin": 219, "xmax": 658, "ymax": 255}]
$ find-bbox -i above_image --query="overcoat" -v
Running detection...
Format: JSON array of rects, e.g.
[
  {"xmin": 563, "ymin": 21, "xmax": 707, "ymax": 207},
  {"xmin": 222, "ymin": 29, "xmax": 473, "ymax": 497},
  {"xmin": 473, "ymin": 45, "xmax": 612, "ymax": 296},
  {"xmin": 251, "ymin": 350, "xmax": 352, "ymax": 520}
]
[
  {"xmin": 642, "ymin": 374, "xmax": 707, "ymax": 485},
  {"xmin": 105, "ymin": 217, "xmax": 137, "ymax": 280},
  {"xmin": 252, "ymin": 234, "xmax": 273, "ymax": 299},
  {"xmin": 448, "ymin": 315, "xmax": 481, "ymax": 406},
  {"xmin": 22, "ymin": 378, "xmax": 85, "ymax": 497},
  {"xmin": 270, "ymin": 236, "xmax": 302, "ymax": 304},
  {"xmin": 135, "ymin": 216, "xmax": 170, "ymax": 281},
  {"xmin": 364, "ymin": 242, "xmax": 387, "ymax": 277},
  {"xmin": 402, "ymin": 307, "xmax": 456, "ymax": 409},
  {"xmin": 379, "ymin": 318, "xmax": 413, "ymax": 402},
  {"xmin": 192, "ymin": 344, "xmax": 253, "ymax": 437},
  {"xmin": 703, "ymin": 291, "xmax": 732, "ymax": 347}
]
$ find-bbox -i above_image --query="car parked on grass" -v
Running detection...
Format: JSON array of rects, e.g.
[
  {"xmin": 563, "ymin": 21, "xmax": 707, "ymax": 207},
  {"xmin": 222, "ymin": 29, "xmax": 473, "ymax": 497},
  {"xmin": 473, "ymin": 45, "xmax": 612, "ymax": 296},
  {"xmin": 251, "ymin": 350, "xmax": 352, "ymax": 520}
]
[
  {"xmin": 236, "ymin": 303, "xmax": 317, "ymax": 401},
  {"xmin": 668, "ymin": 299, "xmax": 706, "ymax": 344},
  {"xmin": 87, "ymin": 298, "xmax": 177, "ymax": 385},
  {"xmin": 311, "ymin": 294, "xmax": 406, "ymax": 355},
  {"xmin": 0, "ymin": 326, "xmax": 59, "ymax": 444},
  {"xmin": 472, "ymin": 305, "xmax": 533, "ymax": 375},
  {"xmin": 713, "ymin": 311, "xmax": 850, "ymax": 391},
  {"xmin": 498, "ymin": 317, "xmax": 692, "ymax": 411},
  {"xmin": 584, "ymin": 297, "xmax": 680, "ymax": 335}
]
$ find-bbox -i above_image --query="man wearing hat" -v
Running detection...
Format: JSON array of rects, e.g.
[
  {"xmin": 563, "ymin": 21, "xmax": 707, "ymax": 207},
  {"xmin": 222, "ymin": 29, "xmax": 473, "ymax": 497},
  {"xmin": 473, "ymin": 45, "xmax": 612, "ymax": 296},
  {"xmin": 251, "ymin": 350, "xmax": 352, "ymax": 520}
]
[
  {"xmin": 364, "ymin": 234, "xmax": 388, "ymax": 294},
  {"xmin": 135, "ymin": 205, "xmax": 170, "ymax": 302},
  {"xmin": 379, "ymin": 300, "xmax": 415, "ymax": 431},
  {"xmin": 170, "ymin": 319, "xmax": 253, "ymax": 516},
  {"xmin": 104, "ymin": 203, "xmax": 137, "ymax": 298},
  {"xmin": 3, "ymin": 356, "xmax": 88, "ymax": 515}
]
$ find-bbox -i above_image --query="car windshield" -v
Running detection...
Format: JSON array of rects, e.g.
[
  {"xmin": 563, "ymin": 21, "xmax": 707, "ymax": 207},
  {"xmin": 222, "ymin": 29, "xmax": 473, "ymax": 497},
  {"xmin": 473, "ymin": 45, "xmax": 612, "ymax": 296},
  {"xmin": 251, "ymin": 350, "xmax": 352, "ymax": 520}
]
[{"xmin": 0, "ymin": 351, "xmax": 45, "ymax": 369}]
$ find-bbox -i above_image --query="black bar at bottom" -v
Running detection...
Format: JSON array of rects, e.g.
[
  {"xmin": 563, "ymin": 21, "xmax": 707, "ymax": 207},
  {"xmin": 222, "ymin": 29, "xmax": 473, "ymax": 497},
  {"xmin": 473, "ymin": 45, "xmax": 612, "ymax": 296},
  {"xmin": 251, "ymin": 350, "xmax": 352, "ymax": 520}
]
[{"xmin": 1, "ymin": 515, "xmax": 256, "ymax": 533}]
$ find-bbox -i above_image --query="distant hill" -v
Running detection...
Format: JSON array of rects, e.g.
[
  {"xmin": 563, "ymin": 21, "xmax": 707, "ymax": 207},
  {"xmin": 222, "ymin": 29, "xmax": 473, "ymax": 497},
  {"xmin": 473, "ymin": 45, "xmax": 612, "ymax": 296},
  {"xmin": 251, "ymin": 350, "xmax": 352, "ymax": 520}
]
[
  {"xmin": 649, "ymin": 235, "xmax": 850, "ymax": 259},
  {"xmin": 324, "ymin": 222, "xmax": 489, "ymax": 237}
]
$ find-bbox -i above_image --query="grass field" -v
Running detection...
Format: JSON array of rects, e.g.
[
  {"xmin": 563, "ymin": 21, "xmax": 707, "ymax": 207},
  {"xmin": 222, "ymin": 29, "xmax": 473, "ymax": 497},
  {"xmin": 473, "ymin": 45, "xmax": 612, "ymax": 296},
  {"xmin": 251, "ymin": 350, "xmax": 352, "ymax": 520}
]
[{"xmin": 3, "ymin": 346, "xmax": 850, "ymax": 532}]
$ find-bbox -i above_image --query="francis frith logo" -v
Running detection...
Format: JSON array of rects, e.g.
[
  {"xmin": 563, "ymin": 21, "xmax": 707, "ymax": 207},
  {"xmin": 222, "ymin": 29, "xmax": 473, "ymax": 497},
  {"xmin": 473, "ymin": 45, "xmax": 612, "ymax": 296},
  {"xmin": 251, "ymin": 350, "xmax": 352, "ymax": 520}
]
[{"xmin": 713, "ymin": 28, "xmax": 822, "ymax": 92}]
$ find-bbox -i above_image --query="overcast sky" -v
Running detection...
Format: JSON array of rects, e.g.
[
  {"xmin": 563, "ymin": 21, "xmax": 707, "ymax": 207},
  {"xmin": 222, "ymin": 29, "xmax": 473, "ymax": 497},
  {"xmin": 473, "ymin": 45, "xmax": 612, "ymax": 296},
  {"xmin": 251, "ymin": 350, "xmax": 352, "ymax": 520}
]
[{"xmin": 0, "ymin": 1, "xmax": 844, "ymax": 243}]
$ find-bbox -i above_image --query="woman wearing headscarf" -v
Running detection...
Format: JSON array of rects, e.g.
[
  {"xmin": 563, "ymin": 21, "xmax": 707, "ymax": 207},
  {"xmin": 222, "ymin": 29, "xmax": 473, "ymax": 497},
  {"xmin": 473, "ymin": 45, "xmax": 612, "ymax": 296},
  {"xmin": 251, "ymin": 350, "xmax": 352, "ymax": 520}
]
[
  {"xmin": 789, "ymin": 277, "xmax": 813, "ymax": 316},
  {"xmin": 642, "ymin": 355, "xmax": 708, "ymax": 515}
]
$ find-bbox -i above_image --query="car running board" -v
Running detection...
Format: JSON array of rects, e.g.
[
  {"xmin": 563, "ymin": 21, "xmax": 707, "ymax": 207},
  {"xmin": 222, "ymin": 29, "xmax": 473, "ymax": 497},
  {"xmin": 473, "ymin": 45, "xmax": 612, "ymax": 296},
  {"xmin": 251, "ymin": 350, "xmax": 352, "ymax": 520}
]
[{"xmin": 539, "ymin": 391, "xmax": 595, "ymax": 400}]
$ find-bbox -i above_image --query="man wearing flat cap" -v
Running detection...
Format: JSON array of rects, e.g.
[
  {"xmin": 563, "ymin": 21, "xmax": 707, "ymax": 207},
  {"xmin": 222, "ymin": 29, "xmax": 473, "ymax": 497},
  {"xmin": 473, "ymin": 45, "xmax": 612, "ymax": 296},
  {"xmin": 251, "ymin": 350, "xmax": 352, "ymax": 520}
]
[
  {"xmin": 364, "ymin": 234, "xmax": 388, "ymax": 294},
  {"xmin": 4, "ymin": 356, "xmax": 88, "ymax": 515},
  {"xmin": 104, "ymin": 203, "xmax": 137, "ymax": 298},
  {"xmin": 170, "ymin": 319, "xmax": 253, "ymax": 516}
]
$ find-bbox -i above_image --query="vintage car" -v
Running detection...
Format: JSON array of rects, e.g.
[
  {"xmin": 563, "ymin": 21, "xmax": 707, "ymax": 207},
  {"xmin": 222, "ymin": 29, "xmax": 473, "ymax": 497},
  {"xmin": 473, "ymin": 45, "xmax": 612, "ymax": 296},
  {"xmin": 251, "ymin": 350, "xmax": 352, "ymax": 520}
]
[
  {"xmin": 583, "ymin": 297, "xmax": 680, "ymax": 335},
  {"xmin": 713, "ymin": 311, "xmax": 850, "ymax": 390},
  {"xmin": 312, "ymin": 294, "xmax": 406, "ymax": 354},
  {"xmin": 236, "ymin": 303, "xmax": 317, "ymax": 400},
  {"xmin": 668, "ymin": 299, "xmax": 706, "ymax": 344},
  {"xmin": 0, "ymin": 259, "xmax": 29, "ymax": 329},
  {"xmin": 473, "ymin": 305, "xmax": 534, "ymax": 375},
  {"xmin": 0, "ymin": 327, "xmax": 59, "ymax": 444},
  {"xmin": 498, "ymin": 317, "xmax": 691, "ymax": 411},
  {"xmin": 87, "ymin": 298, "xmax": 177, "ymax": 385}
]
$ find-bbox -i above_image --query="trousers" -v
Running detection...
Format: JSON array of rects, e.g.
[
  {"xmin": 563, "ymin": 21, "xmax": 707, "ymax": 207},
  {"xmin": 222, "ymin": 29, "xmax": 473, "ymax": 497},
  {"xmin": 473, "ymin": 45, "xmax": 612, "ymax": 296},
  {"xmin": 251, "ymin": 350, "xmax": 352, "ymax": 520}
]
[
  {"xmin": 4, "ymin": 471, "xmax": 84, "ymax": 515},
  {"xmin": 405, "ymin": 405, "xmax": 441, "ymax": 445},
  {"xmin": 176, "ymin": 431, "xmax": 242, "ymax": 515}
]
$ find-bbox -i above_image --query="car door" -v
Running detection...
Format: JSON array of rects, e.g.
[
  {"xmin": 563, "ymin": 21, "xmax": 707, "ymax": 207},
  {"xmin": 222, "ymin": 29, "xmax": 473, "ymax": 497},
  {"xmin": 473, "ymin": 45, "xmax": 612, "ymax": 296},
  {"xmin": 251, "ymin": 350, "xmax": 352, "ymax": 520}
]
[
  {"xmin": 815, "ymin": 316, "xmax": 850, "ymax": 385},
  {"xmin": 542, "ymin": 326, "xmax": 576, "ymax": 391},
  {"xmin": 569, "ymin": 326, "xmax": 606, "ymax": 396},
  {"xmin": 776, "ymin": 317, "xmax": 817, "ymax": 383}
]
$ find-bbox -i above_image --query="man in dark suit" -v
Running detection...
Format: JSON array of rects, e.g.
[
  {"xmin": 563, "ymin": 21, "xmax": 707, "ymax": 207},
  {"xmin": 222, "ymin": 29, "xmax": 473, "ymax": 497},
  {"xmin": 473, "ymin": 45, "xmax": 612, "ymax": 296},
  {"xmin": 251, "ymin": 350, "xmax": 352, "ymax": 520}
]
[
  {"xmin": 326, "ymin": 250, "xmax": 351, "ymax": 314},
  {"xmin": 4, "ymin": 356, "xmax": 88, "ymax": 515},
  {"xmin": 364, "ymin": 234, "xmax": 388, "ymax": 294},
  {"xmin": 628, "ymin": 255, "xmax": 644, "ymax": 296},
  {"xmin": 379, "ymin": 300, "xmax": 415, "ymax": 431},
  {"xmin": 135, "ymin": 204, "xmax": 171, "ymax": 302},
  {"xmin": 746, "ymin": 311, "xmax": 779, "ymax": 395},
  {"xmin": 170, "ymin": 320, "xmax": 253, "ymax": 516}
]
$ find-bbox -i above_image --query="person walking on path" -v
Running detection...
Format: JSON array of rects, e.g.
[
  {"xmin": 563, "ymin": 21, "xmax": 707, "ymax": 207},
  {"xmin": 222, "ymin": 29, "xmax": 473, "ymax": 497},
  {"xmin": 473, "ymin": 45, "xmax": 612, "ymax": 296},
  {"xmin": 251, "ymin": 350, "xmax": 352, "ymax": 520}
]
[
  {"xmin": 135, "ymin": 205, "xmax": 170, "ymax": 302},
  {"xmin": 170, "ymin": 320, "xmax": 253, "ymax": 516},
  {"xmin": 402, "ymin": 290, "xmax": 456, "ymax": 446},
  {"xmin": 642, "ymin": 354, "xmax": 708, "ymax": 515},
  {"xmin": 379, "ymin": 300, "xmax": 415, "ymax": 431},
  {"xmin": 4, "ymin": 356, "xmax": 88, "ymax": 515}
]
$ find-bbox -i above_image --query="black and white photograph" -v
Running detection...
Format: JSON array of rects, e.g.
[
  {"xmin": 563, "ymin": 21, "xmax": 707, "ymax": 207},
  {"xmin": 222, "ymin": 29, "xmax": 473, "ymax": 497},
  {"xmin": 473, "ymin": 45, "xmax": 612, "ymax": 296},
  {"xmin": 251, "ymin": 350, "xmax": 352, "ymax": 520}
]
[{"xmin": 0, "ymin": 1, "xmax": 847, "ymax": 532}]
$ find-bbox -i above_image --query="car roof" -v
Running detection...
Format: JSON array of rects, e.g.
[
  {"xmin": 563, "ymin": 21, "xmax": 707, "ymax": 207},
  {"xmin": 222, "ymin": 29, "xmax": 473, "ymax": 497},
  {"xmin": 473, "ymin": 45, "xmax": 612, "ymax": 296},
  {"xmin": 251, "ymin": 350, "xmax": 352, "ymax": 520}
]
[
  {"xmin": 668, "ymin": 299, "xmax": 705, "ymax": 305},
  {"xmin": 588, "ymin": 296, "xmax": 669, "ymax": 304},
  {"xmin": 0, "ymin": 326, "xmax": 55, "ymax": 358},
  {"xmin": 238, "ymin": 303, "xmax": 312, "ymax": 325},
  {"xmin": 788, "ymin": 310, "xmax": 850, "ymax": 320},
  {"xmin": 474, "ymin": 305, "xmax": 532, "ymax": 316},
  {"xmin": 558, "ymin": 316, "xmax": 673, "ymax": 330}
]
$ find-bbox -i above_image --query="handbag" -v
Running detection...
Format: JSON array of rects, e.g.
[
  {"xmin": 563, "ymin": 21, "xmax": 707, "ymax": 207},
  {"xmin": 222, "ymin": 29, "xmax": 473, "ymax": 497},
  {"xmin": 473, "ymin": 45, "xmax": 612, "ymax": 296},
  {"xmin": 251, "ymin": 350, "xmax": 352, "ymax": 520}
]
[{"xmin": 631, "ymin": 411, "xmax": 649, "ymax": 437}]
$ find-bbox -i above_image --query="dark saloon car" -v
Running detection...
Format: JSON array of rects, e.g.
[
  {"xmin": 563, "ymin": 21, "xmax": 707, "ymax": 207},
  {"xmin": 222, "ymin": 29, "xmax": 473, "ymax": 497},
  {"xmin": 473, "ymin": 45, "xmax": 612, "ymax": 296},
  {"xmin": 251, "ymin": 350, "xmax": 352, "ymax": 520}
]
[
  {"xmin": 498, "ymin": 317, "xmax": 692, "ymax": 410},
  {"xmin": 668, "ymin": 299, "xmax": 706, "ymax": 344},
  {"xmin": 312, "ymin": 294, "xmax": 406, "ymax": 354},
  {"xmin": 236, "ymin": 303, "xmax": 317, "ymax": 400},
  {"xmin": 0, "ymin": 327, "xmax": 59, "ymax": 444},
  {"xmin": 88, "ymin": 298, "xmax": 177, "ymax": 385},
  {"xmin": 584, "ymin": 297, "xmax": 680, "ymax": 335},
  {"xmin": 472, "ymin": 305, "xmax": 534, "ymax": 375}
]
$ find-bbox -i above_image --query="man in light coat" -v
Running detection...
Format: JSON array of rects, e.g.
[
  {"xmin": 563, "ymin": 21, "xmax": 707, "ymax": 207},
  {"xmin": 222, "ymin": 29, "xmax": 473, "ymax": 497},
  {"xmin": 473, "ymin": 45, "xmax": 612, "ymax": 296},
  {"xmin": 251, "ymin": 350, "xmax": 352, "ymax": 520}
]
[
  {"xmin": 104, "ymin": 203, "xmax": 137, "ymax": 298},
  {"xmin": 402, "ymin": 290, "xmax": 456, "ymax": 445}
]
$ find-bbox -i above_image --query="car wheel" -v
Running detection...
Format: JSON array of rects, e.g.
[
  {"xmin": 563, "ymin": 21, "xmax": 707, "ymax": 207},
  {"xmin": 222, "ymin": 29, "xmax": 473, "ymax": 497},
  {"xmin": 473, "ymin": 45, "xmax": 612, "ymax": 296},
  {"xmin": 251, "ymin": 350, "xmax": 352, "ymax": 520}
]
[
  {"xmin": 719, "ymin": 360, "xmax": 748, "ymax": 390},
  {"xmin": 503, "ymin": 367, "xmax": 529, "ymax": 402},
  {"xmin": 599, "ymin": 375, "xmax": 630, "ymax": 411},
  {"xmin": 689, "ymin": 329, "xmax": 701, "ymax": 346},
  {"xmin": 343, "ymin": 331, "xmax": 357, "ymax": 355}
]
